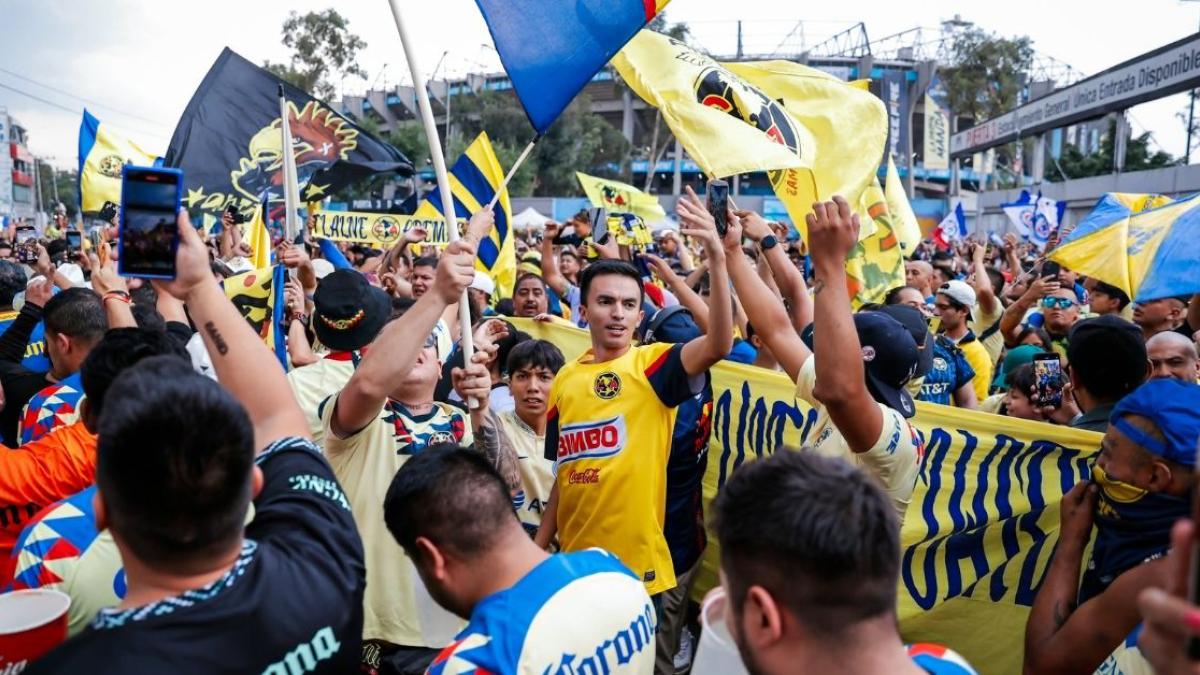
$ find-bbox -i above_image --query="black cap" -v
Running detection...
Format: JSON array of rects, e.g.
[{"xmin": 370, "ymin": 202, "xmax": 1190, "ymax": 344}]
[
  {"xmin": 312, "ymin": 269, "xmax": 391, "ymax": 351},
  {"xmin": 641, "ymin": 305, "xmax": 701, "ymax": 344},
  {"xmin": 1067, "ymin": 315, "xmax": 1147, "ymax": 397},
  {"xmin": 801, "ymin": 313, "xmax": 920, "ymax": 418},
  {"xmin": 875, "ymin": 304, "xmax": 935, "ymax": 378}
]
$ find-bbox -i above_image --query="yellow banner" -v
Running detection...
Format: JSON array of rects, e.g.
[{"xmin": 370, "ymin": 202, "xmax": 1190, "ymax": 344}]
[
  {"xmin": 310, "ymin": 210, "xmax": 458, "ymax": 248},
  {"xmin": 512, "ymin": 319, "xmax": 1102, "ymax": 675}
]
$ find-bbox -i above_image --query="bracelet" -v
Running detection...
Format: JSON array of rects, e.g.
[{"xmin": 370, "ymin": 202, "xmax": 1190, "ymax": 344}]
[{"xmin": 102, "ymin": 290, "xmax": 132, "ymax": 304}]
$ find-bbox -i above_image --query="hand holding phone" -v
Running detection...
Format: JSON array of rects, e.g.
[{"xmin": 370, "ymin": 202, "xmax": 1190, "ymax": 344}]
[
  {"xmin": 119, "ymin": 166, "xmax": 182, "ymax": 279},
  {"xmin": 1032, "ymin": 354, "xmax": 1064, "ymax": 408},
  {"xmin": 707, "ymin": 179, "xmax": 729, "ymax": 237}
]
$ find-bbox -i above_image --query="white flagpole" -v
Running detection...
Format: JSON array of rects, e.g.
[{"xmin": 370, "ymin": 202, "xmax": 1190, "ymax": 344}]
[
  {"xmin": 486, "ymin": 138, "xmax": 537, "ymax": 211},
  {"xmin": 386, "ymin": 0, "xmax": 478, "ymax": 407},
  {"xmin": 278, "ymin": 85, "xmax": 300, "ymax": 245}
]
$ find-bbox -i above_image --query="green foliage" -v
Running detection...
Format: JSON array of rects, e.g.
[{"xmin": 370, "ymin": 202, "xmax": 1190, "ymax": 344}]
[
  {"xmin": 939, "ymin": 28, "xmax": 1033, "ymax": 123},
  {"xmin": 648, "ymin": 12, "xmax": 691, "ymax": 42},
  {"xmin": 1051, "ymin": 120, "xmax": 1175, "ymax": 180},
  {"xmin": 263, "ymin": 9, "xmax": 367, "ymax": 99}
]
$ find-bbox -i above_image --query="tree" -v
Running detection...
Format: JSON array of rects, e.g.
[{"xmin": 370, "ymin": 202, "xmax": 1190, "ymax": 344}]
[
  {"xmin": 939, "ymin": 28, "xmax": 1033, "ymax": 124},
  {"xmin": 1051, "ymin": 119, "xmax": 1175, "ymax": 180},
  {"xmin": 33, "ymin": 161, "xmax": 78, "ymax": 218},
  {"xmin": 648, "ymin": 12, "xmax": 691, "ymax": 42},
  {"xmin": 263, "ymin": 9, "xmax": 367, "ymax": 99}
]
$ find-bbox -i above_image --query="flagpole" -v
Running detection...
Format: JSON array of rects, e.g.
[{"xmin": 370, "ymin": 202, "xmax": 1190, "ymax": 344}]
[
  {"xmin": 278, "ymin": 85, "xmax": 300, "ymax": 244},
  {"xmin": 386, "ymin": 0, "xmax": 479, "ymax": 408},
  {"xmin": 486, "ymin": 137, "xmax": 538, "ymax": 210}
]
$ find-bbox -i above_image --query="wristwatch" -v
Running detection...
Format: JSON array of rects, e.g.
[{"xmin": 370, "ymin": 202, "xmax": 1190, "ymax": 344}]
[{"xmin": 760, "ymin": 234, "xmax": 779, "ymax": 251}]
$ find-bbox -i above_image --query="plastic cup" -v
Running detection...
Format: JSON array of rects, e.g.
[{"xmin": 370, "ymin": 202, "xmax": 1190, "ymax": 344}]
[
  {"xmin": 691, "ymin": 586, "xmax": 750, "ymax": 675},
  {"xmin": 0, "ymin": 589, "xmax": 71, "ymax": 670}
]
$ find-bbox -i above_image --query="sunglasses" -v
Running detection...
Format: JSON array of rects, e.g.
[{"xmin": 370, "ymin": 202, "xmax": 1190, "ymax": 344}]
[
  {"xmin": 422, "ymin": 333, "xmax": 439, "ymax": 350},
  {"xmin": 1040, "ymin": 297, "xmax": 1076, "ymax": 310}
]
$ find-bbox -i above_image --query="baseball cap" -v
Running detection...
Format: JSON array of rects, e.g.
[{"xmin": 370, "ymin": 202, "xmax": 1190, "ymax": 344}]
[
  {"xmin": 875, "ymin": 304, "xmax": 934, "ymax": 377},
  {"xmin": 801, "ymin": 313, "xmax": 920, "ymax": 418},
  {"xmin": 992, "ymin": 345, "xmax": 1044, "ymax": 389},
  {"xmin": 1067, "ymin": 315, "xmax": 1147, "ymax": 397},
  {"xmin": 469, "ymin": 271, "xmax": 495, "ymax": 297},
  {"xmin": 312, "ymin": 269, "xmax": 391, "ymax": 351},
  {"xmin": 641, "ymin": 305, "xmax": 700, "ymax": 344},
  {"xmin": 1110, "ymin": 379, "xmax": 1200, "ymax": 467},
  {"xmin": 937, "ymin": 280, "xmax": 977, "ymax": 321}
]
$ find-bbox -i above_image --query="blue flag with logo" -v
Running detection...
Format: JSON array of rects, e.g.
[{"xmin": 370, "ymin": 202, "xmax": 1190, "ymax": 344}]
[{"xmin": 475, "ymin": 0, "xmax": 671, "ymax": 134}]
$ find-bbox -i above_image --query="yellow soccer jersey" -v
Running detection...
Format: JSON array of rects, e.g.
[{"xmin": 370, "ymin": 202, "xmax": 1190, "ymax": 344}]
[{"xmin": 545, "ymin": 342, "xmax": 703, "ymax": 596}]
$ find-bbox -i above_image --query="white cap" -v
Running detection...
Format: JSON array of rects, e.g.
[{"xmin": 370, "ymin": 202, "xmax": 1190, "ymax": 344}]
[
  {"xmin": 311, "ymin": 258, "xmax": 335, "ymax": 280},
  {"xmin": 469, "ymin": 271, "xmax": 495, "ymax": 297},
  {"xmin": 57, "ymin": 263, "xmax": 85, "ymax": 288},
  {"xmin": 938, "ymin": 279, "xmax": 977, "ymax": 308}
]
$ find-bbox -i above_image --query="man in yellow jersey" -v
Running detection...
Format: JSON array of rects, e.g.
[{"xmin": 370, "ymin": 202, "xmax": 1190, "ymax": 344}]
[
  {"xmin": 728, "ymin": 197, "xmax": 923, "ymax": 521},
  {"xmin": 534, "ymin": 186, "xmax": 733, "ymax": 609}
]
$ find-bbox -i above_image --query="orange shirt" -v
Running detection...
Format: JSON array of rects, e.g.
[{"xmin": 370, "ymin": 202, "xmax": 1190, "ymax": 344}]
[{"xmin": 0, "ymin": 422, "xmax": 98, "ymax": 557}]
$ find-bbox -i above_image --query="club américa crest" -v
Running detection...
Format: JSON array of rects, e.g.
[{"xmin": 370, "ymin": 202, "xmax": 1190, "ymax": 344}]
[{"xmin": 593, "ymin": 371, "xmax": 621, "ymax": 399}]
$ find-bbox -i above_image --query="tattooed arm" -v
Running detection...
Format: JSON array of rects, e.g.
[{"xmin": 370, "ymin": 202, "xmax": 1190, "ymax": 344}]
[{"xmin": 1023, "ymin": 481, "xmax": 1160, "ymax": 674}]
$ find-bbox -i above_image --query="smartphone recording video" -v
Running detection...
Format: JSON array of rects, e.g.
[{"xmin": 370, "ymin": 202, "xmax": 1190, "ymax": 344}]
[
  {"xmin": 1032, "ymin": 354, "xmax": 1064, "ymax": 408},
  {"xmin": 65, "ymin": 230, "xmax": 82, "ymax": 253},
  {"xmin": 707, "ymin": 179, "xmax": 729, "ymax": 237},
  {"xmin": 15, "ymin": 226, "xmax": 38, "ymax": 265},
  {"xmin": 119, "ymin": 166, "xmax": 182, "ymax": 279}
]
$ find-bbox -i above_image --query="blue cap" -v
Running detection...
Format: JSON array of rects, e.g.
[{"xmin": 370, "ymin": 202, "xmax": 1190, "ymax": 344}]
[{"xmin": 1110, "ymin": 379, "xmax": 1200, "ymax": 467}]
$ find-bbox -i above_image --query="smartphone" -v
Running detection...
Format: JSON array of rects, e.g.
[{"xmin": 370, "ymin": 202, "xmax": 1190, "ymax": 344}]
[
  {"xmin": 1032, "ymin": 353, "xmax": 1064, "ymax": 408},
  {"xmin": 225, "ymin": 202, "xmax": 246, "ymax": 226},
  {"xmin": 65, "ymin": 230, "xmax": 82, "ymax": 253},
  {"xmin": 119, "ymin": 166, "xmax": 182, "ymax": 279},
  {"xmin": 707, "ymin": 179, "xmax": 730, "ymax": 237},
  {"xmin": 98, "ymin": 201, "xmax": 118, "ymax": 223},
  {"xmin": 590, "ymin": 207, "xmax": 610, "ymax": 245},
  {"xmin": 633, "ymin": 253, "xmax": 653, "ymax": 280},
  {"xmin": 14, "ymin": 226, "xmax": 37, "ymax": 265},
  {"xmin": 1041, "ymin": 261, "xmax": 1061, "ymax": 280}
]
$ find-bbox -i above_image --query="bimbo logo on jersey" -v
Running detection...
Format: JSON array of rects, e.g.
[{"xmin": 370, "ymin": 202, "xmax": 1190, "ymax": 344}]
[{"xmin": 558, "ymin": 416, "xmax": 627, "ymax": 464}]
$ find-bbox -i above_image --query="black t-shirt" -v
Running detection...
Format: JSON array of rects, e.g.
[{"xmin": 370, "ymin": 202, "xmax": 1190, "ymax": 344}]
[{"xmin": 29, "ymin": 437, "xmax": 365, "ymax": 674}]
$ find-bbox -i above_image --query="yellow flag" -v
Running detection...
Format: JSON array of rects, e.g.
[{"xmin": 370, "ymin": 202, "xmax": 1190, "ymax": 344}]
[
  {"xmin": 78, "ymin": 109, "xmax": 158, "ymax": 213},
  {"xmin": 724, "ymin": 61, "xmax": 888, "ymax": 237},
  {"xmin": 415, "ymin": 132, "xmax": 516, "ymax": 298},
  {"xmin": 246, "ymin": 203, "xmax": 272, "ymax": 271},
  {"xmin": 575, "ymin": 172, "xmax": 666, "ymax": 222},
  {"xmin": 885, "ymin": 155, "xmax": 922, "ymax": 255},
  {"xmin": 845, "ymin": 177, "xmax": 906, "ymax": 307},
  {"xmin": 612, "ymin": 30, "xmax": 812, "ymax": 182}
]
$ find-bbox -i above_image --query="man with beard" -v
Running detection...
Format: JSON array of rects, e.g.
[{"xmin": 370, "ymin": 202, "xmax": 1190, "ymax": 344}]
[
  {"xmin": 712, "ymin": 450, "xmax": 977, "ymax": 674},
  {"xmin": 1024, "ymin": 378, "xmax": 1200, "ymax": 674}
]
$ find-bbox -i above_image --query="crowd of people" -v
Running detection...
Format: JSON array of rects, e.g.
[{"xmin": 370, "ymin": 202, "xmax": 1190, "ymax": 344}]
[{"xmin": 0, "ymin": 184, "xmax": 1199, "ymax": 675}]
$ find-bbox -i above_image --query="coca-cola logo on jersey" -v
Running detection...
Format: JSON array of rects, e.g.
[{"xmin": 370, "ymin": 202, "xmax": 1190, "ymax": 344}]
[{"xmin": 568, "ymin": 468, "xmax": 601, "ymax": 485}]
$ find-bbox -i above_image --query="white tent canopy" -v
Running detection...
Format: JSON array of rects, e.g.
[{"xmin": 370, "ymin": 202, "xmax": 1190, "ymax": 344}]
[{"xmin": 513, "ymin": 206, "xmax": 550, "ymax": 231}]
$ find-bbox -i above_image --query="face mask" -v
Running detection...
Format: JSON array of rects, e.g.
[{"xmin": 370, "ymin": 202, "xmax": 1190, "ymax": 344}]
[{"xmin": 1079, "ymin": 463, "xmax": 1190, "ymax": 604}]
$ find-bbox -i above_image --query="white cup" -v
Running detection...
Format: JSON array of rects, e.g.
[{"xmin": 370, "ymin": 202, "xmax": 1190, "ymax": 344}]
[{"xmin": 691, "ymin": 587, "xmax": 749, "ymax": 675}]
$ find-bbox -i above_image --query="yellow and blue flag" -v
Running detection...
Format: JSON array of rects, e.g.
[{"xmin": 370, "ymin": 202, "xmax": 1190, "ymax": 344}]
[
  {"xmin": 476, "ymin": 0, "xmax": 670, "ymax": 134},
  {"xmin": 416, "ymin": 132, "xmax": 516, "ymax": 298},
  {"xmin": 886, "ymin": 155, "xmax": 922, "ymax": 255},
  {"xmin": 1050, "ymin": 191, "xmax": 1189, "ymax": 301},
  {"xmin": 575, "ymin": 172, "xmax": 665, "ymax": 222},
  {"xmin": 845, "ymin": 177, "xmax": 905, "ymax": 307},
  {"xmin": 223, "ymin": 265, "xmax": 288, "ymax": 369},
  {"xmin": 246, "ymin": 195, "xmax": 273, "ymax": 271},
  {"xmin": 77, "ymin": 109, "xmax": 158, "ymax": 213}
]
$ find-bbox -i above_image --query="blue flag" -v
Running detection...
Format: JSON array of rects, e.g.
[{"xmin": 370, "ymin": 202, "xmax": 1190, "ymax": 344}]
[{"xmin": 475, "ymin": 0, "xmax": 670, "ymax": 134}]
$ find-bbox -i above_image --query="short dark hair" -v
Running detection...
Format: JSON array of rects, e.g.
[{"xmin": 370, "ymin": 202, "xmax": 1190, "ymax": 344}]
[
  {"xmin": 507, "ymin": 339, "xmax": 565, "ymax": 376},
  {"xmin": 712, "ymin": 450, "xmax": 899, "ymax": 637},
  {"xmin": 514, "ymin": 272, "xmax": 543, "ymax": 292},
  {"xmin": 412, "ymin": 256, "xmax": 438, "ymax": 270},
  {"xmin": 383, "ymin": 446, "xmax": 516, "ymax": 559},
  {"xmin": 0, "ymin": 261, "xmax": 26, "ymax": 308},
  {"xmin": 96, "ymin": 355, "xmax": 254, "ymax": 570},
  {"xmin": 1092, "ymin": 280, "xmax": 1131, "ymax": 310},
  {"xmin": 1016, "ymin": 326, "xmax": 1053, "ymax": 350},
  {"xmin": 1067, "ymin": 316, "xmax": 1148, "ymax": 402},
  {"xmin": 1007, "ymin": 362, "xmax": 1038, "ymax": 399},
  {"xmin": 80, "ymin": 328, "xmax": 191, "ymax": 419},
  {"xmin": 43, "ymin": 288, "xmax": 107, "ymax": 343},
  {"xmin": 985, "ymin": 267, "xmax": 1006, "ymax": 296},
  {"xmin": 494, "ymin": 324, "xmax": 530, "ymax": 376},
  {"xmin": 130, "ymin": 303, "xmax": 166, "ymax": 332},
  {"xmin": 883, "ymin": 286, "xmax": 916, "ymax": 306},
  {"xmin": 390, "ymin": 295, "xmax": 416, "ymax": 319},
  {"xmin": 578, "ymin": 260, "xmax": 643, "ymax": 307}
]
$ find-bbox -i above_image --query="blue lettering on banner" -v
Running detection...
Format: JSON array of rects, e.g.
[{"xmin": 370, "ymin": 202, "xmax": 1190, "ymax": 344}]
[
  {"xmin": 712, "ymin": 380, "xmax": 814, "ymax": 487},
  {"xmin": 901, "ymin": 428, "xmax": 1092, "ymax": 611}
]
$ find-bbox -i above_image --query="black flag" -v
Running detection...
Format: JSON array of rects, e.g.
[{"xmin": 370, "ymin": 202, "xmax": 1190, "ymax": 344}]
[{"xmin": 165, "ymin": 48, "xmax": 412, "ymax": 213}]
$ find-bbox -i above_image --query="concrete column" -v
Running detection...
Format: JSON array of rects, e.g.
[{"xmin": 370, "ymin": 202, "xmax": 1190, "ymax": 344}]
[
  {"xmin": 621, "ymin": 90, "xmax": 635, "ymax": 143},
  {"xmin": 1031, "ymin": 133, "xmax": 1046, "ymax": 184},
  {"xmin": 672, "ymin": 137, "xmax": 683, "ymax": 197}
]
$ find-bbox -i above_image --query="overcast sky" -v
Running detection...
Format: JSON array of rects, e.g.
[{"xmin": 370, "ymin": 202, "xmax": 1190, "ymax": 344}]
[{"xmin": 3, "ymin": 0, "xmax": 1198, "ymax": 170}]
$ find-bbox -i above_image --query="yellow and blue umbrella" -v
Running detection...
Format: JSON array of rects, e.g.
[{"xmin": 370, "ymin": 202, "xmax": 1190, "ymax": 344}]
[{"xmin": 1048, "ymin": 192, "xmax": 1189, "ymax": 302}]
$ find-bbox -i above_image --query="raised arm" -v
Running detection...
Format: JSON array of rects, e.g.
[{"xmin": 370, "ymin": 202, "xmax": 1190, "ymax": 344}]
[
  {"xmin": 740, "ymin": 210, "xmax": 812, "ymax": 331},
  {"xmin": 332, "ymin": 211, "xmax": 490, "ymax": 437},
  {"xmin": 1000, "ymin": 276, "xmax": 1058, "ymax": 347},
  {"xmin": 645, "ymin": 253, "xmax": 710, "ymax": 332},
  {"xmin": 540, "ymin": 221, "xmax": 570, "ymax": 297},
  {"xmin": 675, "ymin": 186, "xmax": 733, "ymax": 376},
  {"xmin": 160, "ymin": 212, "xmax": 308, "ymax": 449},
  {"xmin": 724, "ymin": 227, "xmax": 810, "ymax": 381},
  {"xmin": 807, "ymin": 197, "xmax": 883, "ymax": 453},
  {"xmin": 89, "ymin": 248, "xmax": 136, "ymax": 330},
  {"xmin": 969, "ymin": 243, "xmax": 999, "ymax": 318}
]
